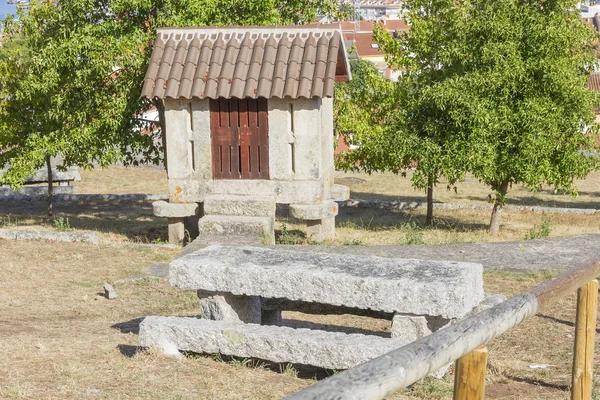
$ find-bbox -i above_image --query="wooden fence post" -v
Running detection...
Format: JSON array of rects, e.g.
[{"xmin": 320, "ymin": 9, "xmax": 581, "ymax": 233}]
[
  {"xmin": 453, "ymin": 346, "xmax": 488, "ymax": 400},
  {"xmin": 571, "ymin": 279, "xmax": 598, "ymax": 400}
]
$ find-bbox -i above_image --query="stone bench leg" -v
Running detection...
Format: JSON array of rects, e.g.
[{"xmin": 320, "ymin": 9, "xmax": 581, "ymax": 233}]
[
  {"xmin": 197, "ymin": 290, "xmax": 261, "ymax": 324},
  {"xmin": 391, "ymin": 313, "xmax": 453, "ymax": 341},
  {"xmin": 168, "ymin": 217, "xmax": 185, "ymax": 243},
  {"xmin": 306, "ymin": 217, "xmax": 335, "ymax": 242},
  {"xmin": 391, "ymin": 313, "xmax": 432, "ymax": 342}
]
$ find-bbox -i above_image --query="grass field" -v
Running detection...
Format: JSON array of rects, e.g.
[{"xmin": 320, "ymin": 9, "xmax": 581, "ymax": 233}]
[
  {"xmin": 0, "ymin": 240, "xmax": 594, "ymax": 399},
  {"xmin": 1, "ymin": 166, "xmax": 599, "ymax": 398},
  {"xmin": 336, "ymin": 169, "xmax": 600, "ymax": 209},
  {"xmin": 1, "ymin": 166, "xmax": 599, "ymax": 245},
  {"xmin": 77, "ymin": 166, "xmax": 600, "ymax": 210}
]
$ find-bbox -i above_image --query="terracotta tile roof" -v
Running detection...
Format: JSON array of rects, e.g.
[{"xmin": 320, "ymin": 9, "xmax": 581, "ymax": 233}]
[
  {"xmin": 588, "ymin": 72, "xmax": 600, "ymax": 92},
  {"xmin": 339, "ymin": 20, "xmax": 409, "ymax": 34},
  {"xmin": 142, "ymin": 25, "xmax": 351, "ymax": 100},
  {"xmin": 343, "ymin": 31, "xmax": 386, "ymax": 57},
  {"xmin": 384, "ymin": 19, "xmax": 410, "ymax": 31}
]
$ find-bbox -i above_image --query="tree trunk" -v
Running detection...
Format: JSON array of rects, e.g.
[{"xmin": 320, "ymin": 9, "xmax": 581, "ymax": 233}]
[
  {"xmin": 489, "ymin": 180, "xmax": 509, "ymax": 235},
  {"xmin": 46, "ymin": 156, "xmax": 53, "ymax": 217},
  {"xmin": 426, "ymin": 185, "xmax": 433, "ymax": 226},
  {"xmin": 155, "ymin": 99, "xmax": 168, "ymax": 175}
]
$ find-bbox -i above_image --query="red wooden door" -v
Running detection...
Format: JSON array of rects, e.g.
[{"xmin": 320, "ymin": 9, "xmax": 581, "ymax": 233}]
[{"xmin": 210, "ymin": 98, "xmax": 269, "ymax": 180}]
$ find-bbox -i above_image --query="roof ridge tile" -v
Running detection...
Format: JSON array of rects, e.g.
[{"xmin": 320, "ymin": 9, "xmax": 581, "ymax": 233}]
[{"xmin": 142, "ymin": 24, "xmax": 349, "ymax": 100}]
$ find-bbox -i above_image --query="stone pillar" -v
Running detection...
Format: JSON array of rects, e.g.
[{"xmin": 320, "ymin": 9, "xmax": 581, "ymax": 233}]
[
  {"xmin": 167, "ymin": 217, "xmax": 185, "ymax": 243},
  {"xmin": 306, "ymin": 219, "xmax": 336, "ymax": 242},
  {"xmin": 152, "ymin": 201, "xmax": 201, "ymax": 244},
  {"xmin": 290, "ymin": 201, "xmax": 338, "ymax": 243},
  {"xmin": 197, "ymin": 290, "xmax": 262, "ymax": 324},
  {"xmin": 390, "ymin": 313, "xmax": 432, "ymax": 342}
]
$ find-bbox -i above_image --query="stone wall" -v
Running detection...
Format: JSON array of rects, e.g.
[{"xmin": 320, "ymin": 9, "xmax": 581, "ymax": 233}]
[{"xmin": 163, "ymin": 97, "xmax": 335, "ymax": 205}]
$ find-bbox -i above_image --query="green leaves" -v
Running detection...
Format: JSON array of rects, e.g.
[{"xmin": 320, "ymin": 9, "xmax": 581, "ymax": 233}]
[
  {"xmin": 335, "ymin": 0, "xmax": 600, "ymax": 231},
  {"xmin": 0, "ymin": 0, "xmax": 336, "ymax": 187}
]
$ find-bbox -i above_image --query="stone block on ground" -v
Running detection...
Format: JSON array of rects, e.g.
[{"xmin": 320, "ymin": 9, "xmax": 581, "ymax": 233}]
[
  {"xmin": 169, "ymin": 245, "xmax": 484, "ymax": 319},
  {"xmin": 198, "ymin": 215, "xmax": 275, "ymax": 245},
  {"xmin": 391, "ymin": 314, "xmax": 431, "ymax": 341},
  {"xmin": 0, "ymin": 186, "xmax": 78, "ymax": 196},
  {"xmin": 331, "ymin": 184, "xmax": 350, "ymax": 201},
  {"xmin": 153, "ymin": 201, "xmax": 200, "ymax": 218},
  {"xmin": 140, "ymin": 316, "xmax": 408, "ymax": 370},
  {"xmin": 103, "ymin": 283, "xmax": 118, "ymax": 299},
  {"xmin": 27, "ymin": 165, "xmax": 81, "ymax": 183},
  {"xmin": 204, "ymin": 194, "xmax": 276, "ymax": 217},
  {"xmin": 289, "ymin": 201, "xmax": 339, "ymax": 220},
  {"xmin": 306, "ymin": 217, "xmax": 335, "ymax": 242},
  {"xmin": 0, "ymin": 229, "xmax": 99, "ymax": 245},
  {"xmin": 167, "ymin": 217, "xmax": 185, "ymax": 243},
  {"xmin": 197, "ymin": 290, "xmax": 261, "ymax": 324}
]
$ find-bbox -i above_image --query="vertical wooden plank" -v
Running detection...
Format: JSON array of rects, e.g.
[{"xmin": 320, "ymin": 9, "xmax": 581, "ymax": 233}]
[
  {"xmin": 238, "ymin": 98, "xmax": 249, "ymax": 128},
  {"xmin": 248, "ymin": 99, "xmax": 260, "ymax": 178},
  {"xmin": 257, "ymin": 97, "xmax": 269, "ymax": 179},
  {"xmin": 219, "ymin": 98, "xmax": 229, "ymax": 128},
  {"xmin": 238, "ymin": 99, "xmax": 251, "ymax": 178},
  {"xmin": 209, "ymin": 100, "xmax": 222, "ymax": 179},
  {"xmin": 571, "ymin": 279, "xmax": 598, "ymax": 400},
  {"xmin": 228, "ymin": 99, "xmax": 240, "ymax": 178},
  {"xmin": 453, "ymin": 346, "xmax": 488, "ymax": 400}
]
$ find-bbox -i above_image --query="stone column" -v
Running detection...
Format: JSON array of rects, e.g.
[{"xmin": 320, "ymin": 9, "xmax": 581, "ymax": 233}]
[
  {"xmin": 290, "ymin": 201, "xmax": 339, "ymax": 242},
  {"xmin": 197, "ymin": 290, "xmax": 262, "ymax": 324},
  {"xmin": 152, "ymin": 201, "xmax": 200, "ymax": 243},
  {"xmin": 167, "ymin": 217, "xmax": 185, "ymax": 243}
]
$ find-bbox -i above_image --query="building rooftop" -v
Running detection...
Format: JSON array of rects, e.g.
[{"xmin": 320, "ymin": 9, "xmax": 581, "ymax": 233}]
[{"xmin": 141, "ymin": 25, "xmax": 351, "ymax": 100}]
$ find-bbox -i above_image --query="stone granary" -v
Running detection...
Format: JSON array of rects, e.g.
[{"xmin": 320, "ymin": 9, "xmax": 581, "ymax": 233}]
[{"xmin": 141, "ymin": 25, "xmax": 351, "ymax": 243}]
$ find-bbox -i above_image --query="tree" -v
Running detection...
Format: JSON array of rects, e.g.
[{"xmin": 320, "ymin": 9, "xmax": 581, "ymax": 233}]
[
  {"xmin": 336, "ymin": 3, "xmax": 360, "ymax": 21},
  {"xmin": 335, "ymin": 59, "xmax": 400, "ymax": 175},
  {"xmin": 337, "ymin": 15, "xmax": 471, "ymax": 225},
  {"xmin": 377, "ymin": 0, "xmax": 600, "ymax": 233},
  {"xmin": 0, "ymin": 0, "xmax": 336, "ymax": 213}
]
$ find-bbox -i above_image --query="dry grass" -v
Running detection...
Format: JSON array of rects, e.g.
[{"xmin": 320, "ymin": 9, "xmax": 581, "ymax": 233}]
[
  {"xmin": 277, "ymin": 207, "xmax": 600, "ymax": 246},
  {"xmin": 0, "ymin": 240, "xmax": 595, "ymax": 399},
  {"xmin": 0, "ymin": 241, "xmax": 309, "ymax": 399},
  {"xmin": 336, "ymin": 170, "xmax": 600, "ymax": 209},
  {"xmin": 78, "ymin": 166, "xmax": 167, "ymax": 194},
  {"xmin": 0, "ymin": 198, "xmax": 168, "ymax": 244}
]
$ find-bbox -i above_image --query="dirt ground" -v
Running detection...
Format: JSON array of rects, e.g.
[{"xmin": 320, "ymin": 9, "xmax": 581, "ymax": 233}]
[
  {"xmin": 0, "ymin": 239, "xmax": 596, "ymax": 399},
  {"xmin": 1, "ymin": 166, "xmax": 600, "ymax": 399}
]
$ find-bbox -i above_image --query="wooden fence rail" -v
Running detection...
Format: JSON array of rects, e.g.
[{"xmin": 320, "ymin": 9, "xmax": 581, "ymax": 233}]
[{"xmin": 286, "ymin": 257, "xmax": 600, "ymax": 400}]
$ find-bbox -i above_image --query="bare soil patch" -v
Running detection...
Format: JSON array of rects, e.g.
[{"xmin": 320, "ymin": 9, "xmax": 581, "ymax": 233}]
[
  {"xmin": 1, "ymin": 166, "xmax": 598, "ymax": 398},
  {"xmin": 0, "ymin": 240, "xmax": 597, "ymax": 399}
]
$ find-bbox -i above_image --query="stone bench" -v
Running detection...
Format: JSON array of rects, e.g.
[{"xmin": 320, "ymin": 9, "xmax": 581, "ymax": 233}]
[
  {"xmin": 1, "ymin": 163, "xmax": 81, "ymax": 195},
  {"xmin": 140, "ymin": 245, "xmax": 496, "ymax": 371},
  {"xmin": 24, "ymin": 165, "xmax": 80, "ymax": 186},
  {"xmin": 173, "ymin": 246, "xmax": 485, "ymax": 336},
  {"xmin": 140, "ymin": 316, "xmax": 408, "ymax": 370}
]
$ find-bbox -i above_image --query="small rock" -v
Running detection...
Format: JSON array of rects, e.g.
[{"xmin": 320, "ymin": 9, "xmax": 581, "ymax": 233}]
[
  {"xmin": 103, "ymin": 283, "xmax": 117, "ymax": 299},
  {"xmin": 528, "ymin": 363, "xmax": 548, "ymax": 369},
  {"xmin": 160, "ymin": 341, "xmax": 182, "ymax": 357}
]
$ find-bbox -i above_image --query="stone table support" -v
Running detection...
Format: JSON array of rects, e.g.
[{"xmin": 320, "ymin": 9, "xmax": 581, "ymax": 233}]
[
  {"xmin": 153, "ymin": 200, "xmax": 201, "ymax": 243},
  {"xmin": 290, "ymin": 201, "xmax": 339, "ymax": 242}
]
